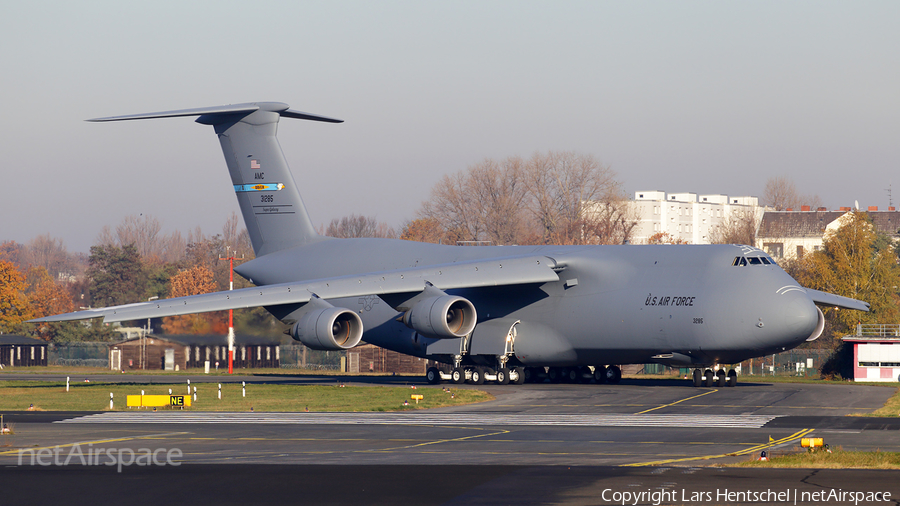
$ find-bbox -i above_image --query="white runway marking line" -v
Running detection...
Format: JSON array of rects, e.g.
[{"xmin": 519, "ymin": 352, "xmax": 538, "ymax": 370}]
[{"xmin": 57, "ymin": 412, "xmax": 778, "ymax": 429}]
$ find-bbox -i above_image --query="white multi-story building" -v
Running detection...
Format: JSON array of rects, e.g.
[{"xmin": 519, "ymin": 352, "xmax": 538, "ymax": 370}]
[{"xmin": 630, "ymin": 191, "xmax": 767, "ymax": 244}]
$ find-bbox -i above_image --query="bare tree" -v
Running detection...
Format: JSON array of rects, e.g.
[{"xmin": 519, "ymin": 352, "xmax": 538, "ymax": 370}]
[
  {"xmin": 581, "ymin": 197, "xmax": 640, "ymax": 245},
  {"xmin": 764, "ymin": 176, "xmax": 823, "ymax": 211},
  {"xmin": 522, "ymin": 151, "xmax": 624, "ymax": 244},
  {"xmin": 708, "ymin": 208, "xmax": 760, "ymax": 245},
  {"xmin": 415, "ymin": 151, "xmax": 632, "ymax": 246},
  {"xmin": 325, "ymin": 214, "xmax": 396, "ymax": 239},
  {"xmin": 95, "ymin": 214, "xmax": 185, "ymax": 264},
  {"xmin": 420, "ymin": 171, "xmax": 485, "ymax": 242},
  {"xmin": 116, "ymin": 214, "xmax": 162, "ymax": 259},
  {"xmin": 24, "ymin": 234, "xmax": 76, "ymax": 280}
]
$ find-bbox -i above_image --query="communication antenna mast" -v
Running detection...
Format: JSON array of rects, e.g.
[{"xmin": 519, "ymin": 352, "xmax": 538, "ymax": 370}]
[{"xmin": 887, "ymin": 184, "xmax": 893, "ymax": 209}]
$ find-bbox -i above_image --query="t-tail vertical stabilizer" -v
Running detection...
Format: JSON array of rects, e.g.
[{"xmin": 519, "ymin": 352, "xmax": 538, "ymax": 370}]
[{"xmin": 88, "ymin": 102, "xmax": 343, "ymax": 257}]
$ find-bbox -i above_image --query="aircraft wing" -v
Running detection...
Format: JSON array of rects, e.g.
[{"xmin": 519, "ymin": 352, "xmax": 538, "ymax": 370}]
[
  {"xmin": 30, "ymin": 255, "xmax": 559, "ymax": 324},
  {"xmin": 805, "ymin": 288, "xmax": 870, "ymax": 312}
]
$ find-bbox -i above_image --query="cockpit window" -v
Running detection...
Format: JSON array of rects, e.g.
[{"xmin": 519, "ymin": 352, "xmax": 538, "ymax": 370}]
[{"xmin": 732, "ymin": 256, "xmax": 773, "ymax": 266}]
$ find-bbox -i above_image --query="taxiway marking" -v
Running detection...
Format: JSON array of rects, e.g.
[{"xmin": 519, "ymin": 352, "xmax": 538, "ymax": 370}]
[
  {"xmin": 622, "ymin": 428, "xmax": 815, "ymax": 467},
  {"xmin": 634, "ymin": 389, "xmax": 719, "ymax": 414},
  {"xmin": 56, "ymin": 412, "xmax": 778, "ymax": 428}
]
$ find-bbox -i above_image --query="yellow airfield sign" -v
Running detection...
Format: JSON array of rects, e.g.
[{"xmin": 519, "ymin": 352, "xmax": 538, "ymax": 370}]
[{"xmin": 126, "ymin": 394, "xmax": 192, "ymax": 408}]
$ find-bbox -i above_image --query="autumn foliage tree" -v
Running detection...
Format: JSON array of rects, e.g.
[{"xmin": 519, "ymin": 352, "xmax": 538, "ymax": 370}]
[
  {"xmin": 0, "ymin": 259, "xmax": 34, "ymax": 331},
  {"xmin": 791, "ymin": 211, "xmax": 900, "ymax": 377},
  {"xmin": 161, "ymin": 265, "xmax": 225, "ymax": 334}
]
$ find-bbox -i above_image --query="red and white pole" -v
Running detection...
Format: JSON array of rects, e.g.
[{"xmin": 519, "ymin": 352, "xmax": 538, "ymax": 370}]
[{"xmin": 228, "ymin": 255, "xmax": 234, "ymax": 375}]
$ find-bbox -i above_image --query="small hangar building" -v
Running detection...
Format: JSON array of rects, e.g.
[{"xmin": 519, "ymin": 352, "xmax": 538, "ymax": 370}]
[
  {"xmin": 108, "ymin": 334, "xmax": 282, "ymax": 371},
  {"xmin": 843, "ymin": 324, "xmax": 900, "ymax": 382}
]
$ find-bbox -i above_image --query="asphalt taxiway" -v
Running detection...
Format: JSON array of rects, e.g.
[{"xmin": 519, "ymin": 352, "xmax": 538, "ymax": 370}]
[{"xmin": 1, "ymin": 377, "xmax": 899, "ymax": 504}]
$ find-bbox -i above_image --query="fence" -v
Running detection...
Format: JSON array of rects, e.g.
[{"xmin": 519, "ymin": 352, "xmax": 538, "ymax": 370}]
[
  {"xmin": 278, "ymin": 344, "xmax": 342, "ymax": 370},
  {"xmin": 641, "ymin": 348, "xmax": 837, "ymax": 378},
  {"xmin": 856, "ymin": 324, "xmax": 900, "ymax": 337},
  {"xmin": 44, "ymin": 342, "xmax": 344, "ymax": 371},
  {"xmin": 49, "ymin": 342, "xmax": 109, "ymax": 368}
]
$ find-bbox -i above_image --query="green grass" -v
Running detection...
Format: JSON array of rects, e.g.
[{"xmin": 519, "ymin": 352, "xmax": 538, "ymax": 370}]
[
  {"xmin": 863, "ymin": 386, "xmax": 900, "ymax": 417},
  {"xmin": 0, "ymin": 381, "xmax": 492, "ymax": 412},
  {"xmin": 733, "ymin": 448, "xmax": 900, "ymax": 469}
]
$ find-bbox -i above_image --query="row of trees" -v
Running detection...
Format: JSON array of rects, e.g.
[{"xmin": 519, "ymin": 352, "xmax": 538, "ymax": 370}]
[
  {"xmin": 0, "ymin": 212, "xmax": 279, "ymax": 341},
  {"xmin": 403, "ymin": 151, "xmax": 637, "ymax": 246}
]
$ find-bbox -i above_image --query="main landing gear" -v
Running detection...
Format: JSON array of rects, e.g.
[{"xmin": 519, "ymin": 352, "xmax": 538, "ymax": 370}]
[
  {"xmin": 691, "ymin": 368, "xmax": 737, "ymax": 387},
  {"xmin": 426, "ymin": 366, "xmax": 526, "ymax": 386},
  {"xmin": 426, "ymin": 365, "xmax": 620, "ymax": 386}
]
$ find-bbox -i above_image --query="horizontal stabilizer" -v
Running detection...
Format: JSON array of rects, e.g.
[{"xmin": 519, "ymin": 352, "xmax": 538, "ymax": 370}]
[
  {"xmin": 30, "ymin": 255, "xmax": 559, "ymax": 324},
  {"xmin": 87, "ymin": 102, "xmax": 342, "ymax": 124},
  {"xmin": 805, "ymin": 288, "xmax": 870, "ymax": 312}
]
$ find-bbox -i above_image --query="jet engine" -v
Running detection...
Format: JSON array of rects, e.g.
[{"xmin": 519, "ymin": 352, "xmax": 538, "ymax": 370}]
[
  {"xmin": 402, "ymin": 293, "xmax": 477, "ymax": 339},
  {"xmin": 290, "ymin": 296, "xmax": 363, "ymax": 350}
]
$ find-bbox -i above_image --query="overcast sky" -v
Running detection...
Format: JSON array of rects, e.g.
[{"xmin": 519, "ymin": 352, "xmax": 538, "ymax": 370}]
[{"xmin": 2, "ymin": 1, "xmax": 898, "ymax": 253}]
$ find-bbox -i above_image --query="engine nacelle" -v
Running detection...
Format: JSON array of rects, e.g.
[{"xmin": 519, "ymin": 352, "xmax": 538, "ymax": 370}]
[
  {"xmin": 402, "ymin": 295, "xmax": 477, "ymax": 339},
  {"xmin": 291, "ymin": 298, "xmax": 363, "ymax": 351},
  {"xmin": 805, "ymin": 306, "xmax": 826, "ymax": 342}
]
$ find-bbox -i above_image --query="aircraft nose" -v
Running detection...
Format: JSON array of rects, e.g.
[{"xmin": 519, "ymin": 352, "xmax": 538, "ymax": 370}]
[{"xmin": 775, "ymin": 290, "xmax": 818, "ymax": 344}]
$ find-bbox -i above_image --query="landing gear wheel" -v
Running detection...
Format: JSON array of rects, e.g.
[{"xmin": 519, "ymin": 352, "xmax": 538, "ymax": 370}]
[
  {"xmin": 469, "ymin": 367, "xmax": 485, "ymax": 385},
  {"xmin": 426, "ymin": 367, "xmax": 441, "ymax": 385},
  {"xmin": 548, "ymin": 367, "xmax": 563, "ymax": 383},
  {"xmin": 703, "ymin": 369, "xmax": 714, "ymax": 387},
  {"xmin": 593, "ymin": 365, "xmax": 607, "ymax": 384},
  {"xmin": 606, "ymin": 365, "xmax": 622, "ymax": 384},
  {"xmin": 716, "ymin": 369, "xmax": 726, "ymax": 387},
  {"xmin": 513, "ymin": 366, "xmax": 526, "ymax": 385},
  {"xmin": 577, "ymin": 366, "xmax": 591, "ymax": 383},
  {"xmin": 496, "ymin": 367, "xmax": 510, "ymax": 385},
  {"xmin": 451, "ymin": 368, "xmax": 464, "ymax": 385},
  {"xmin": 565, "ymin": 367, "xmax": 579, "ymax": 383},
  {"xmin": 692, "ymin": 368, "xmax": 702, "ymax": 387},
  {"xmin": 523, "ymin": 367, "xmax": 534, "ymax": 383},
  {"xmin": 727, "ymin": 369, "xmax": 737, "ymax": 387}
]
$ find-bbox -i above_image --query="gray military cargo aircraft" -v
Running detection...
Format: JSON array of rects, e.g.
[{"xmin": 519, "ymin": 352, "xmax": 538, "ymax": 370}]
[{"xmin": 33, "ymin": 102, "xmax": 869, "ymax": 387}]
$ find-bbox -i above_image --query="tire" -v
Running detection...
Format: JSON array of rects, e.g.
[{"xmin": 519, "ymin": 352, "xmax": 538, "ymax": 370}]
[
  {"xmin": 692, "ymin": 368, "xmax": 702, "ymax": 387},
  {"xmin": 548, "ymin": 367, "xmax": 562, "ymax": 383},
  {"xmin": 577, "ymin": 366, "xmax": 591, "ymax": 383},
  {"xmin": 593, "ymin": 365, "xmax": 607, "ymax": 384},
  {"xmin": 470, "ymin": 368, "xmax": 485, "ymax": 385},
  {"xmin": 716, "ymin": 369, "xmax": 726, "ymax": 387},
  {"xmin": 426, "ymin": 367, "xmax": 441, "ymax": 385},
  {"xmin": 703, "ymin": 369, "xmax": 714, "ymax": 387},
  {"xmin": 513, "ymin": 366, "xmax": 526, "ymax": 385},
  {"xmin": 606, "ymin": 365, "xmax": 622, "ymax": 384},
  {"xmin": 451, "ymin": 368, "xmax": 464, "ymax": 384},
  {"xmin": 727, "ymin": 369, "xmax": 737, "ymax": 387},
  {"xmin": 565, "ymin": 367, "xmax": 579, "ymax": 383},
  {"xmin": 496, "ymin": 367, "xmax": 510, "ymax": 385}
]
